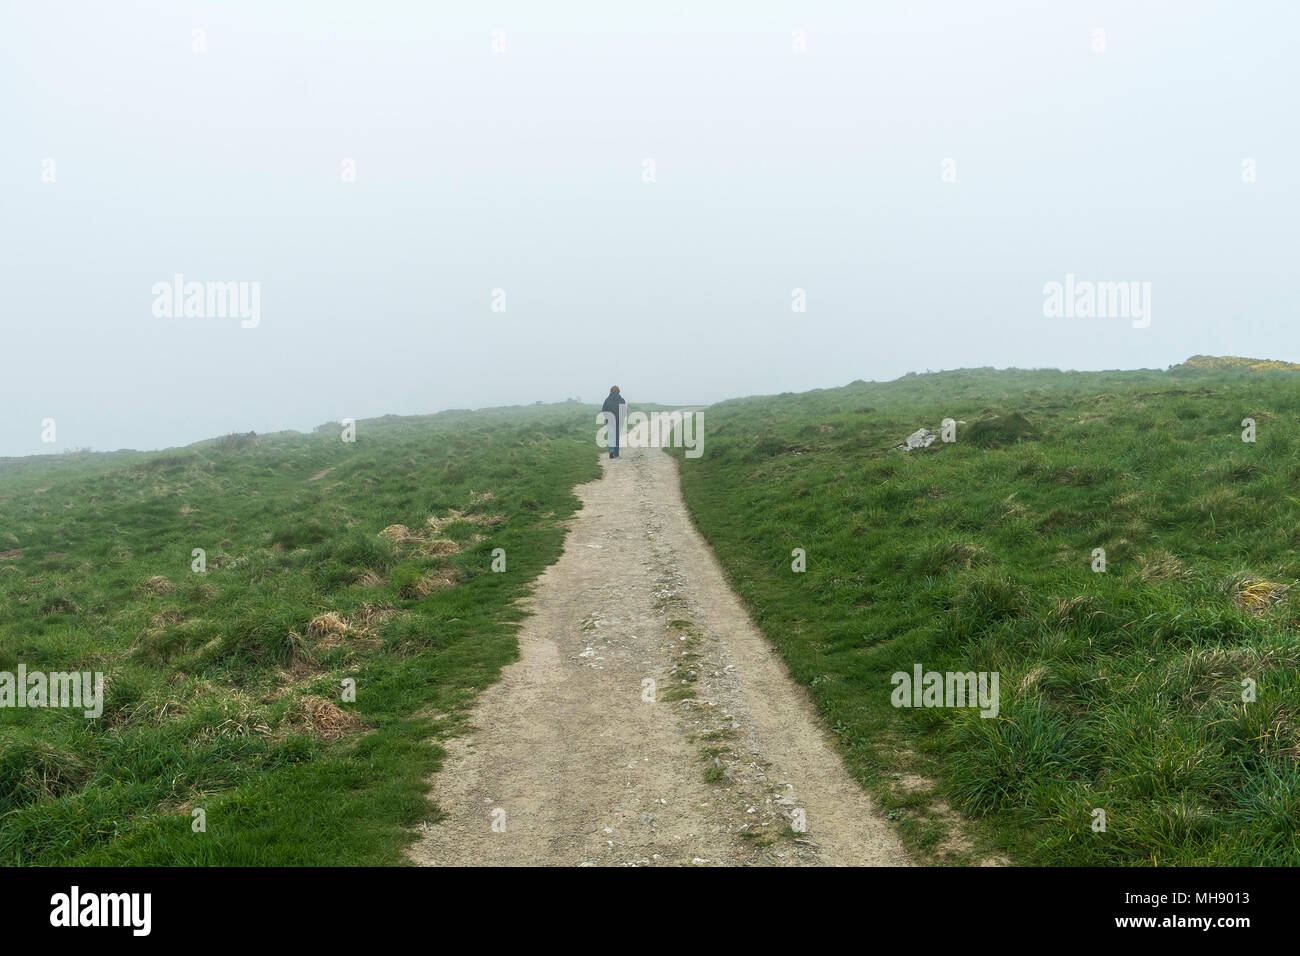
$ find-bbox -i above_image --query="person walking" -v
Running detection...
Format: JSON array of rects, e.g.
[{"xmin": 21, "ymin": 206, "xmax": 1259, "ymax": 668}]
[{"xmin": 601, "ymin": 386, "xmax": 626, "ymax": 458}]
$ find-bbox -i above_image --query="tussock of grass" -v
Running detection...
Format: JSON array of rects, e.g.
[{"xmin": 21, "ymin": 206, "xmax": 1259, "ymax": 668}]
[
  {"xmin": 281, "ymin": 696, "xmax": 364, "ymax": 742},
  {"xmin": 1136, "ymin": 549, "xmax": 1193, "ymax": 582}
]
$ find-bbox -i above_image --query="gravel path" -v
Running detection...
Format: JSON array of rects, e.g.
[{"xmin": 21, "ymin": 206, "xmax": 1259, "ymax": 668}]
[{"xmin": 408, "ymin": 447, "xmax": 910, "ymax": 866}]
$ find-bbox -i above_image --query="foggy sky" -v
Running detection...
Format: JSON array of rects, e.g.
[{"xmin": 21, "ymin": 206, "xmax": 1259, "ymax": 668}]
[{"xmin": 2, "ymin": 0, "xmax": 1295, "ymax": 457}]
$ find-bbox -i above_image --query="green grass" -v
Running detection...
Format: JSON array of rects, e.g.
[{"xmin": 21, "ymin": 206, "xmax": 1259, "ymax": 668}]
[
  {"xmin": 0, "ymin": 402, "xmax": 599, "ymax": 864},
  {"xmin": 670, "ymin": 360, "xmax": 1300, "ymax": 865}
]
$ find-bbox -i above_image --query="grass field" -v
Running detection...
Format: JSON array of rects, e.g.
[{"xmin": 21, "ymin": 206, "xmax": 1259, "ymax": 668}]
[
  {"xmin": 0, "ymin": 403, "xmax": 598, "ymax": 864},
  {"xmin": 670, "ymin": 359, "xmax": 1300, "ymax": 865},
  {"xmin": 8, "ymin": 362, "xmax": 1298, "ymax": 867}
]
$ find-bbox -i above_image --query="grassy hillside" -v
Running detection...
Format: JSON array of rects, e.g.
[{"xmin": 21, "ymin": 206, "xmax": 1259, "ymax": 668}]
[
  {"xmin": 0, "ymin": 403, "xmax": 598, "ymax": 864},
  {"xmin": 671, "ymin": 362, "xmax": 1300, "ymax": 865}
]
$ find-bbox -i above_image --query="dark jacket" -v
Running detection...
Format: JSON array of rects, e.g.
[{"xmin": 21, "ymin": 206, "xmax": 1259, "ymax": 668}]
[
  {"xmin": 601, "ymin": 392, "xmax": 625, "ymax": 421},
  {"xmin": 601, "ymin": 392, "xmax": 626, "ymax": 449}
]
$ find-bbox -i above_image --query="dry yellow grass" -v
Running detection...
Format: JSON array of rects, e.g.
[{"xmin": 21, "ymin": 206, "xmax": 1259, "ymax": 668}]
[
  {"xmin": 423, "ymin": 538, "xmax": 461, "ymax": 556},
  {"xmin": 379, "ymin": 500, "xmax": 500, "ymax": 561},
  {"xmin": 1176, "ymin": 355, "xmax": 1300, "ymax": 372},
  {"xmin": 407, "ymin": 568, "xmax": 458, "ymax": 598},
  {"xmin": 307, "ymin": 611, "xmax": 349, "ymax": 639},
  {"xmin": 304, "ymin": 606, "xmax": 391, "ymax": 650},
  {"xmin": 1231, "ymin": 578, "xmax": 1289, "ymax": 614},
  {"xmin": 149, "ymin": 608, "xmax": 186, "ymax": 628},
  {"xmin": 1136, "ymin": 550, "xmax": 1194, "ymax": 582},
  {"xmin": 423, "ymin": 505, "xmax": 502, "ymax": 536},
  {"xmin": 283, "ymin": 696, "xmax": 363, "ymax": 741},
  {"xmin": 1019, "ymin": 666, "xmax": 1049, "ymax": 695},
  {"xmin": 353, "ymin": 603, "xmax": 396, "ymax": 632}
]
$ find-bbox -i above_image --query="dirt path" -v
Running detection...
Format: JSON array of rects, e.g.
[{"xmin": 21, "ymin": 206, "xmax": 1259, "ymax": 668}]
[{"xmin": 408, "ymin": 447, "xmax": 910, "ymax": 866}]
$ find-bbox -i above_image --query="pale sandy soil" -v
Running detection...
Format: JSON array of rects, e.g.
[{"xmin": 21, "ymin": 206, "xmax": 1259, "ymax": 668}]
[{"xmin": 407, "ymin": 447, "xmax": 910, "ymax": 867}]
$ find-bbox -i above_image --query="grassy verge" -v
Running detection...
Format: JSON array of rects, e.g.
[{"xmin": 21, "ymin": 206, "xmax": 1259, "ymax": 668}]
[
  {"xmin": 0, "ymin": 403, "xmax": 598, "ymax": 864},
  {"xmin": 670, "ymin": 361, "xmax": 1300, "ymax": 865}
]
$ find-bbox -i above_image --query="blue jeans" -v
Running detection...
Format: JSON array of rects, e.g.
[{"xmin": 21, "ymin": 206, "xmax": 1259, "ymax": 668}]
[{"xmin": 603, "ymin": 409, "xmax": 620, "ymax": 457}]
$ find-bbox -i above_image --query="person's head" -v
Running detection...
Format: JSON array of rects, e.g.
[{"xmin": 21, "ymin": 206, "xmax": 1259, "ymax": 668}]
[{"xmin": 609, "ymin": 386, "xmax": 620, "ymax": 394}]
